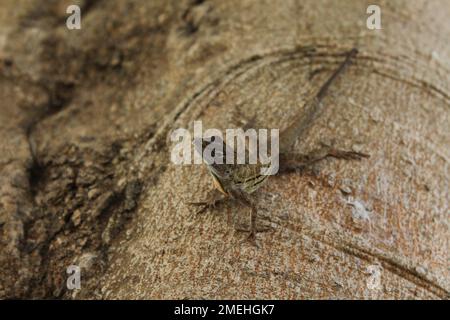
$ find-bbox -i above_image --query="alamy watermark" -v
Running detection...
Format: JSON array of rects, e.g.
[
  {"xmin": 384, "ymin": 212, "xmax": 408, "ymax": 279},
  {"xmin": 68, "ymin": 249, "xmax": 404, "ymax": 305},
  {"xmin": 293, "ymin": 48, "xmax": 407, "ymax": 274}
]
[
  {"xmin": 366, "ymin": 264, "xmax": 382, "ymax": 290},
  {"xmin": 66, "ymin": 5, "xmax": 81, "ymax": 30},
  {"xmin": 66, "ymin": 265, "xmax": 81, "ymax": 290},
  {"xmin": 65, "ymin": 4, "xmax": 381, "ymax": 31},
  {"xmin": 366, "ymin": 5, "xmax": 382, "ymax": 30},
  {"xmin": 170, "ymin": 121, "xmax": 280, "ymax": 175}
]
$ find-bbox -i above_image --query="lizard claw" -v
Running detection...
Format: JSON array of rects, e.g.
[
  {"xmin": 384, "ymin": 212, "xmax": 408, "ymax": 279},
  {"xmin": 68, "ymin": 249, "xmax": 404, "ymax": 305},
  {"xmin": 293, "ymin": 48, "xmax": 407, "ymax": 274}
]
[
  {"xmin": 245, "ymin": 232, "xmax": 259, "ymax": 247},
  {"xmin": 319, "ymin": 142, "xmax": 370, "ymax": 160},
  {"xmin": 238, "ymin": 231, "xmax": 259, "ymax": 248},
  {"xmin": 235, "ymin": 223, "xmax": 272, "ymax": 233},
  {"xmin": 328, "ymin": 149, "xmax": 370, "ymax": 160},
  {"xmin": 187, "ymin": 189, "xmax": 225, "ymax": 215},
  {"xmin": 187, "ymin": 201, "xmax": 215, "ymax": 215},
  {"xmin": 235, "ymin": 224, "xmax": 271, "ymax": 248}
]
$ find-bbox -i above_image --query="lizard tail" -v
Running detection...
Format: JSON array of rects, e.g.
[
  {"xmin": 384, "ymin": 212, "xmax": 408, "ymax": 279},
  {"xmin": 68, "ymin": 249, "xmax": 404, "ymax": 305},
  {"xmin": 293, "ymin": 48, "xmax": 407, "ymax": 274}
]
[{"xmin": 279, "ymin": 48, "xmax": 358, "ymax": 153}]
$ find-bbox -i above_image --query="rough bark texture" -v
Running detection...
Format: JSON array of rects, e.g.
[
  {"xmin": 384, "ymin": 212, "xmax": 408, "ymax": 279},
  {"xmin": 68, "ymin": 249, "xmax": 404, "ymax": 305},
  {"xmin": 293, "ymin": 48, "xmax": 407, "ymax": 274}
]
[{"xmin": 0, "ymin": 0, "xmax": 448, "ymax": 299}]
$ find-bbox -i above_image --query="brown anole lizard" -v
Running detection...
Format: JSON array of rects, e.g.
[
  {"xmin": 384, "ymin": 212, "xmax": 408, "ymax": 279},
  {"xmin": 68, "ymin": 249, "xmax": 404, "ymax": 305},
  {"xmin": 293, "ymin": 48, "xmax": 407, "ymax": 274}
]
[{"xmin": 189, "ymin": 48, "xmax": 368, "ymax": 245}]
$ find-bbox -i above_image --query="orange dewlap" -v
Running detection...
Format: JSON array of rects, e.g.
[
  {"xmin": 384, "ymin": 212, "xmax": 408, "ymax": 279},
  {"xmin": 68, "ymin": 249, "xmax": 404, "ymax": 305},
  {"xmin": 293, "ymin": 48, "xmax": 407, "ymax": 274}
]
[{"xmin": 212, "ymin": 175, "xmax": 228, "ymax": 195}]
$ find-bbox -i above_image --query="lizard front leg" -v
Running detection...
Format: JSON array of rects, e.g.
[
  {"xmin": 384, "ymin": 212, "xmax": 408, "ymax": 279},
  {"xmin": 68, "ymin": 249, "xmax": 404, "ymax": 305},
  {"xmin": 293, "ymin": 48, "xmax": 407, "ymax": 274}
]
[
  {"xmin": 279, "ymin": 143, "xmax": 369, "ymax": 173},
  {"xmin": 187, "ymin": 188, "xmax": 228, "ymax": 215},
  {"xmin": 230, "ymin": 190, "xmax": 269, "ymax": 247}
]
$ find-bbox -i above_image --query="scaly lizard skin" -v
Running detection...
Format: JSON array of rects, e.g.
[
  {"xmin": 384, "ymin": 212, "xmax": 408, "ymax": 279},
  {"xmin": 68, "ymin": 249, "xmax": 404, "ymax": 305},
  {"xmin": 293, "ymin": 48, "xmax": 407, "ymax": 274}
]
[{"xmin": 189, "ymin": 48, "xmax": 368, "ymax": 245}]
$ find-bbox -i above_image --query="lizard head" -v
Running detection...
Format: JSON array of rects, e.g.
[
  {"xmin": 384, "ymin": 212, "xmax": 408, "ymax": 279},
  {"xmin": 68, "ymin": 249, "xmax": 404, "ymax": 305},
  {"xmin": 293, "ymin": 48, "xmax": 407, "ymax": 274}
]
[
  {"xmin": 192, "ymin": 136, "xmax": 214, "ymax": 156},
  {"xmin": 192, "ymin": 135, "xmax": 234, "ymax": 177},
  {"xmin": 192, "ymin": 135, "xmax": 229, "ymax": 161}
]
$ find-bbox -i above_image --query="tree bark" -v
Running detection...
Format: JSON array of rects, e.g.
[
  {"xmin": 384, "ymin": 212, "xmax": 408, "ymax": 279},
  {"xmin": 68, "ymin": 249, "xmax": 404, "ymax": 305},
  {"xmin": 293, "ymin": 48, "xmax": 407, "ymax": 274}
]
[{"xmin": 0, "ymin": 0, "xmax": 448, "ymax": 299}]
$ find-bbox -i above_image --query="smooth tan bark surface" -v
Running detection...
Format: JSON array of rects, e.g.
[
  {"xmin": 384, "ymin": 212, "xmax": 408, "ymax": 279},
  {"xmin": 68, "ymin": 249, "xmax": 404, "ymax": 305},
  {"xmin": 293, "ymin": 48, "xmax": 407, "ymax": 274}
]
[{"xmin": 0, "ymin": 0, "xmax": 448, "ymax": 299}]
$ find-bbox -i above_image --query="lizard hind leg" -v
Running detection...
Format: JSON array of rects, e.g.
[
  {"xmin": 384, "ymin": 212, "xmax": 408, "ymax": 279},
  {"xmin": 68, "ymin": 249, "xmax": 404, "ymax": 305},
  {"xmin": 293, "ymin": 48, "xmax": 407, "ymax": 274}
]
[{"xmin": 279, "ymin": 142, "xmax": 369, "ymax": 174}]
